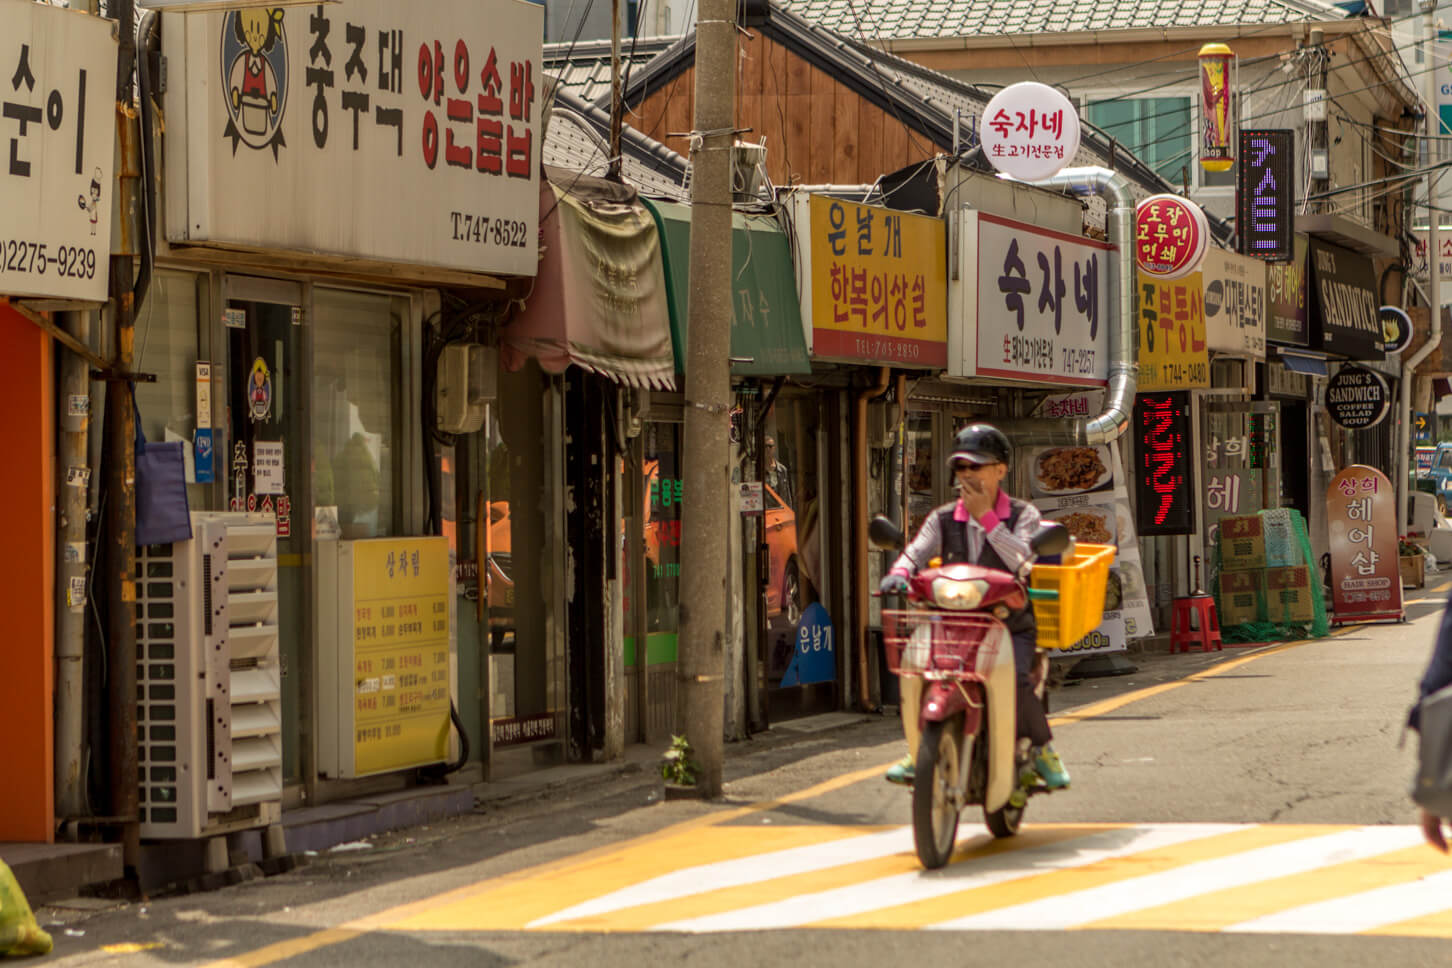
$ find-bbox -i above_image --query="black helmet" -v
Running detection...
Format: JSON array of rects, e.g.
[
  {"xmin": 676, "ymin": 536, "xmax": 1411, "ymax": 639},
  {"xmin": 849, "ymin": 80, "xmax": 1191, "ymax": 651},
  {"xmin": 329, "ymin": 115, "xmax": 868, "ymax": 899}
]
[{"xmin": 947, "ymin": 423, "xmax": 1011, "ymax": 468}]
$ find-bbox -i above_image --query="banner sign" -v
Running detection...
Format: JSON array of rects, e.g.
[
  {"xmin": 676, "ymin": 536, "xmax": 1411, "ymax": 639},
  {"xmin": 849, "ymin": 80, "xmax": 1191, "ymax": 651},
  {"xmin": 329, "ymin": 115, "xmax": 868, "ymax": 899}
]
[
  {"xmin": 164, "ymin": 0, "xmax": 543, "ymax": 277},
  {"xmin": 1236, "ymin": 129, "xmax": 1295, "ymax": 262},
  {"xmin": 959, "ymin": 212, "xmax": 1112, "ymax": 386},
  {"xmin": 1326, "ymin": 365, "xmax": 1390, "ymax": 429},
  {"xmin": 803, "ymin": 194, "xmax": 947, "ymax": 367},
  {"xmin": 1132, "ymin": 391, "xmax": 1195, "ymax": 536},
  {"xmin": 1327, "ymin": 465, "xmax": 1403, "ymax": 623},
  {"xmin": 1200, "ymin": 248, "xmax": 1267, "ymax": 357},
  {"xmin": 1138, "ymin": 272, "xmax": 1210, "ymax": 389},
  {"xmin": 1266, "ymin": 234, "xmax": 1309, "ymax": 346},
  {"xmin": 1309, "ymin": 238, "xmax": 1382, "ymax": 360},
  {"xmin": 0, "ymin": 2, "xmax": 117, "ymax": 302}
]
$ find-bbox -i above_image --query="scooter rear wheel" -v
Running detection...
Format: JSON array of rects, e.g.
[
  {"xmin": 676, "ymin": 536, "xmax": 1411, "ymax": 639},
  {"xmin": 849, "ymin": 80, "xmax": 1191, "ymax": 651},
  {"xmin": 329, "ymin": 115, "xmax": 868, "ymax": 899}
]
[{"xmin": 912, "ymin": 717, "xmax": 961, "ymax": 869}]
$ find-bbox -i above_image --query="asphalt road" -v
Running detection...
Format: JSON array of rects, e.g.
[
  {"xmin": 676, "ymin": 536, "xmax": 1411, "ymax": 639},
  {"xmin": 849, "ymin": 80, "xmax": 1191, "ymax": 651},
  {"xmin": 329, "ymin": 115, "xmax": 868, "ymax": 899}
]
[{"xmin": 32, "ymin": 583, "xmax": 1452, "ymax": 968}]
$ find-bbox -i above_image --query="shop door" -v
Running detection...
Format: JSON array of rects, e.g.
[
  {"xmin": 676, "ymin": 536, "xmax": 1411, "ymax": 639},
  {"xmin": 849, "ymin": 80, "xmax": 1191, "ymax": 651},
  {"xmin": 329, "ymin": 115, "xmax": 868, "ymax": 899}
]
[{"xmin": 224, "ymin": 280, "xmax": 307, "ymax": 784}]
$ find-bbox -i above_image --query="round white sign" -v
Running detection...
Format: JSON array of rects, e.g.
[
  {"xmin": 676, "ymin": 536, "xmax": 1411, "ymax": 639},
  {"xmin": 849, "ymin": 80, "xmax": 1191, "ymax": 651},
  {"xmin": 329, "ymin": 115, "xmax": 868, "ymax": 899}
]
[{"xmin": 978, "ymin": 82, "xmax": 1082, "ymax": 182}]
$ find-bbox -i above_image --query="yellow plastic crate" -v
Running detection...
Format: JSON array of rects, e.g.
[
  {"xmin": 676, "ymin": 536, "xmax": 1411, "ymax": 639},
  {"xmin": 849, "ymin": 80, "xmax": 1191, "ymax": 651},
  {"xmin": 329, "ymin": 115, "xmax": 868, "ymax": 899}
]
[{"xmin": 1029, "ymin": 543, "xmax": 1117, "ymax": 649}]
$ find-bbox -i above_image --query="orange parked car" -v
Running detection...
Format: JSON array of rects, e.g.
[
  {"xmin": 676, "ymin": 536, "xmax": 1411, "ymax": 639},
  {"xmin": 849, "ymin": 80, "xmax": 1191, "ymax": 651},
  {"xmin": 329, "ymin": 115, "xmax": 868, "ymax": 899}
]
[{"xmin": 763, "ymin": 482, "xmax": 803, "ymax": 623}]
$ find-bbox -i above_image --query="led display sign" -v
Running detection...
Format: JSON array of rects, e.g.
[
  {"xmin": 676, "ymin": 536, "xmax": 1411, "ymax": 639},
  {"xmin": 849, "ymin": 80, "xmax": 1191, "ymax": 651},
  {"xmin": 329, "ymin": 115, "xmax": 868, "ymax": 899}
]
[
  {"xmin": 1236, "ymin": 129, "xmax": 1294, "ymax": 262},
  {"xmin": 1133, "ymin": 392, "xmax": 1196, "ymax": 536}
]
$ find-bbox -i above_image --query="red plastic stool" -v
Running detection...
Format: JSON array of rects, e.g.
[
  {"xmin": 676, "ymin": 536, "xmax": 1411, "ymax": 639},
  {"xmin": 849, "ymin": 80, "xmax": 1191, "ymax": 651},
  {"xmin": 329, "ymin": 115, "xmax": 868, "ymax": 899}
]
[{"xmin": 1171, "ymin": 595, "xmax": 1223, "ymax": 654}]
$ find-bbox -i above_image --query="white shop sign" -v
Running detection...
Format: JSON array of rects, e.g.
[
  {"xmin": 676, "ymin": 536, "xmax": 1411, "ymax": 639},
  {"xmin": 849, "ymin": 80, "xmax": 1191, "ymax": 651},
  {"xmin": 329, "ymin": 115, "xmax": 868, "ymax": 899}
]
[
  {"xmin": 952, "ymin": 211, "xmax": 1112, "ymax": 387},
  {"xmin": 978, "ymin": 82, "xmax": 1081, "ymax": 182},
  {"xmin": 164, "ymin": 0, "xmax": 543, "ymax": 278},
  {"xmin": 1200, "ymin": 247, "xmax": 1267, "ymax": 358},
  {"xmin": 0, "ymin": 0, "xmax": 117, "ymax": 302}
]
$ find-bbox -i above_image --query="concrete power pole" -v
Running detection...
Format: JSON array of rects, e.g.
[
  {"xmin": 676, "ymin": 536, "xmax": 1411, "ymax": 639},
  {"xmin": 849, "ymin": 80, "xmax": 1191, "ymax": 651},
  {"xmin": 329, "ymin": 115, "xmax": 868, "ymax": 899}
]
[
  {"xmin": 676, "ymin": 0, "xmax": 736, "ymax": 797},
  {"xmin": 608, "ymin": 0, "xmax": 623, "ymax": 181}
]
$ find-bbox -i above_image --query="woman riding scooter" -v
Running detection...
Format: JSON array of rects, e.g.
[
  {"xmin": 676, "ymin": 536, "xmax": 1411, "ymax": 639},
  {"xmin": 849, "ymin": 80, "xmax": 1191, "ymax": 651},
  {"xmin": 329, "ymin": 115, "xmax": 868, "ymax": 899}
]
[{"xmin": 878, "ymin": 423, "xmax": 1069, "ymax": 794}]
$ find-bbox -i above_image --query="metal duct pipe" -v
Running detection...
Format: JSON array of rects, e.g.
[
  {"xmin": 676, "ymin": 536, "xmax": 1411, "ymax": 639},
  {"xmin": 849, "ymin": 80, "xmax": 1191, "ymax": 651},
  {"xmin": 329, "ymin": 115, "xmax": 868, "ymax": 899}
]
[{"xmin": 997, "ymin": 166, "xmax": 1138, "ymax": 445}]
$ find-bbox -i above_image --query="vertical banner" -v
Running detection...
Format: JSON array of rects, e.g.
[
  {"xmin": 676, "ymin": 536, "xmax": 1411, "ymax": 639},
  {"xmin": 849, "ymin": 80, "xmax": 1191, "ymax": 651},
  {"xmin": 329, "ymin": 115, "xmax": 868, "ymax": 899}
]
[
  {"xmin": 1027, "ymin": 395, "xmax": 1154, "ymax": 654},
  {"xmin": 1138, "ymin": 273, "xmax": 1210, "ymax": 390},
  {"xmin": 1326, "ymin": 465, "xmax": 1403, "ymax": 624}
]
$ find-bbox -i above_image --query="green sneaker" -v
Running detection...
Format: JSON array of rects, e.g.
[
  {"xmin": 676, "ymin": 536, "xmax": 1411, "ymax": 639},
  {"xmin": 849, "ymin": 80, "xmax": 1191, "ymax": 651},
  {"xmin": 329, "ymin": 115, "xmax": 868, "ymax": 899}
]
[
  {"xmin": 885, "ymin": 754, "xmax": 915, "ymax": 786},
  {"xmin": 1033, "ymin": 745, "xmax": 1071, "ymax": 790}
]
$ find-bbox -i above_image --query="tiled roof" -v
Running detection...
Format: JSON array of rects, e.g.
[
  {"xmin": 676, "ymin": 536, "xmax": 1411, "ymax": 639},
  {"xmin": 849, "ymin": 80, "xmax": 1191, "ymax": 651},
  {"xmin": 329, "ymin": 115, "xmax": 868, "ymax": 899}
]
[
  {"xmin": 543, "ymin": 37, "xmax": 681, "ymax": 105},
  {"xmin": 541, "ymin": 85, "xmax": 690, "ymax": 201},
  {"xmin": 780, "ymin": 0, "xmax": 1350, "ymax": 38}
]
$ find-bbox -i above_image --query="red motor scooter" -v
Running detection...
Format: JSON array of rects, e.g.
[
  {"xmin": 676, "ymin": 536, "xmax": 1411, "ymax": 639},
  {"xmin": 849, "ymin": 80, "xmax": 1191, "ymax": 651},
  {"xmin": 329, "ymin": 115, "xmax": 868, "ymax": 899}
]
[{"xmin": 870, "ymin": 515, "xmax": 1101, "ymax": 870}]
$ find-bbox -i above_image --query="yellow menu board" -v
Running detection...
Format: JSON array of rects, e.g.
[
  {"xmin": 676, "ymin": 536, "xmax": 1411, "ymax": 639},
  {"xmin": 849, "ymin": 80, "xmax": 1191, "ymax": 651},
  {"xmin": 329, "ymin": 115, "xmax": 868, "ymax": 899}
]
[
  {"xmin": 350, "ymin": 537, "xmax": 451, "ymax": 775},
  {"xmin": 1137, "ymin": 271, "xmax": 1210, "ymax": 390}
]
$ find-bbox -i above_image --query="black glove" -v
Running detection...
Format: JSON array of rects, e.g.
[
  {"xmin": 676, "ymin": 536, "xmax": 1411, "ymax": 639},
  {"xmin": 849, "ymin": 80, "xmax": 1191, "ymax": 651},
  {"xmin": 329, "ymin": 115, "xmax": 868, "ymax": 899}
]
[{"xmin": 879, "ymin": 573, "xmax": 909, "ymax": 596}]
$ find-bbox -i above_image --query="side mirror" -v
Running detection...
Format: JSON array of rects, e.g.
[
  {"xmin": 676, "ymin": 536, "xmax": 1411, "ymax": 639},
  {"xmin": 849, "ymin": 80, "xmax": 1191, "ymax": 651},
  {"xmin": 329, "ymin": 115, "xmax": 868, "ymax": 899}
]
[
  {"xmin": 868, "ymin": 514, "xmax": 905, "ymax": 551},
  {"xmin": 1030, "ymin": 522, "xmax": 1071, "ymax": 558}
]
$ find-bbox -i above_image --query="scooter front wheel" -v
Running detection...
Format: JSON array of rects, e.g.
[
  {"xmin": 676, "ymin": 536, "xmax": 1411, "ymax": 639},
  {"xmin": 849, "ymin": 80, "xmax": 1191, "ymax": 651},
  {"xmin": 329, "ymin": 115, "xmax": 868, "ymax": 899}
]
[
  {"xmin": 983, "ymin": 786, "xmax": 1025, "ymax": 838},
  {"xmin": 912, "ymin": 717, "xmax": 962, "ymax": 869}
]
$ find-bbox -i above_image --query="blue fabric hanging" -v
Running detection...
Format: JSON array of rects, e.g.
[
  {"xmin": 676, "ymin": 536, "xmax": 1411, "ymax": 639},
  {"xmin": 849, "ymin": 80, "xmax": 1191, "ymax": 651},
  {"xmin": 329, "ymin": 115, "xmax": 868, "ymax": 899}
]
[{"xmin": 133, "ymin": 390, "xmax": 192, "ymax": 546}]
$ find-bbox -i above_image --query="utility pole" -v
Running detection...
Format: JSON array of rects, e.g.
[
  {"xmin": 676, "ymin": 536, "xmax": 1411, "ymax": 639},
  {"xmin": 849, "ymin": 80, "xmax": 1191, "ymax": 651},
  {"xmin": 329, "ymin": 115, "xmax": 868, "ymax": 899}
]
[
  {"xmin": 608, "ymin": 0, "xmax": 624, "ymax": 181},
  {"xmin": 104, "ymin": 0, "xmax": 140, "ymax": 870},
  {"xmin": 1307, "ymin": 27, "xmax": 1330, "ymax": 209},
  {"xmin": 676, "ymin": 0, "xmax": 736, "ymax": 797}
]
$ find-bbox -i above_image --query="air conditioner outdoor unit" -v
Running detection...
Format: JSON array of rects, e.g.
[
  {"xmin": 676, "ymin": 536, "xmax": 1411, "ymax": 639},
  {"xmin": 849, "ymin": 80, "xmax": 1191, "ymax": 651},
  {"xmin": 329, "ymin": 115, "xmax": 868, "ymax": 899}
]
[
  {"xmin": 136, "ymin": 512, "xmax": 283, "ymax": 840},
  {"xmin": 732, "ymin": 141, "xmax": 768, "ymax": 201}
]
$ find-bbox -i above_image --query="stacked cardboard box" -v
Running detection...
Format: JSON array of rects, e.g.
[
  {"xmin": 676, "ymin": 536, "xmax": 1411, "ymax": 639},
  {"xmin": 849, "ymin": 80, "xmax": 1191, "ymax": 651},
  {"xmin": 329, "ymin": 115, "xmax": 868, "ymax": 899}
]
[{"xmin": 1266, "ymin": 565, "xmax": 1315, "ymax": 623}]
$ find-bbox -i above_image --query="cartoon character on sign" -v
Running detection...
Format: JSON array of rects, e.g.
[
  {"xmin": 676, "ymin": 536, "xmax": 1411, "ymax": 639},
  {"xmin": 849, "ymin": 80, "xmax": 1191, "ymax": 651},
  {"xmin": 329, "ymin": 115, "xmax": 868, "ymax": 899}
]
[
  {"xmin": 221, "ymin": 8, "xmax": 289, "ymax": 157},
  {"xmin": 77, "ymin": 168, "xmax": 102, "ymax": 236},
  {"xmin": 248, "ymin": 358, "xmax": 273, "ymax": 422}
]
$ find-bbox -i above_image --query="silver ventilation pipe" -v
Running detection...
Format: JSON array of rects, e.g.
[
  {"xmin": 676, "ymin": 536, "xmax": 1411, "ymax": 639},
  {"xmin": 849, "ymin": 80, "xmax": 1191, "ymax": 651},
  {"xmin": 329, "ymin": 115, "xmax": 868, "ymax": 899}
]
[{"xmin": 997, "ymin": 166, "xmax": 1138, "ymax": 445}]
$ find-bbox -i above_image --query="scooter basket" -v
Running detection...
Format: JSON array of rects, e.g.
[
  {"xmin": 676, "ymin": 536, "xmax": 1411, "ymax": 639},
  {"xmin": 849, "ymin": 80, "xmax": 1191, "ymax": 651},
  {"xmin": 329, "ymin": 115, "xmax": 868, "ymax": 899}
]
[
  {"xmin": 1029, "ymin": 542, "xmax": 1116, "ymax": 649},
  {"xmin": 881, "ymin": 611, "xmax": 1001, "ymax": 681}
]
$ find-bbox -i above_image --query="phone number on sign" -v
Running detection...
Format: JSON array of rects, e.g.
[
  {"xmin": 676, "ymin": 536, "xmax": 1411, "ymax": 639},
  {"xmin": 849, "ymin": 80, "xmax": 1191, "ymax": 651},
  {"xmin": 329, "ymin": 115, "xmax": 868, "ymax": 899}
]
[
  {"xmin": 1, "ymin": 239, "xmax": 98, "ymax": 280},
  {"xmin": 851, "ymin": 337, "xmax": 921, "ymax": 361},
  {"xmin": 449, "ymin": 212, "xmax": 531, "ymax": 249}
]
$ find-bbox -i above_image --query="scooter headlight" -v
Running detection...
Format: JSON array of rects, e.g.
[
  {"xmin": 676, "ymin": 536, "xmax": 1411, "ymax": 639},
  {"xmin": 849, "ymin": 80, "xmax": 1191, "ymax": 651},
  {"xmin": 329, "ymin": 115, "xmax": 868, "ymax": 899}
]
[{"xmin": 930, "ymin": 577, "xmax": 989, "ymax": 610}]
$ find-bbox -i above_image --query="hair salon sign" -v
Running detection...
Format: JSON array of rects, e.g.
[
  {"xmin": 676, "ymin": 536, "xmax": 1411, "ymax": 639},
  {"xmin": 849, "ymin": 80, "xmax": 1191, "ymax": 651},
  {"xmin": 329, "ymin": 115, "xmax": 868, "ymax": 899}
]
[{"xmin": 163, "ymin": 0, "xmax": 543, "ymax": 278}]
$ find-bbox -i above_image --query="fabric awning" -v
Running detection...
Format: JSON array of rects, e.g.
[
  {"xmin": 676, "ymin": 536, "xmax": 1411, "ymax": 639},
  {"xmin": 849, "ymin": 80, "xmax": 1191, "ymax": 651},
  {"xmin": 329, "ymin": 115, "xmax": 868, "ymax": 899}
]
[
  {"xmin": 1277, "ymin": 350, "xmax": 1330, "ymax": 377},
  {"xmin": 643, "ymin": 199, "xmax": 811, "ymax": 377},
  {"xmin": 502, "ymin": 168, "xmax": 676, "ymax": 390}
]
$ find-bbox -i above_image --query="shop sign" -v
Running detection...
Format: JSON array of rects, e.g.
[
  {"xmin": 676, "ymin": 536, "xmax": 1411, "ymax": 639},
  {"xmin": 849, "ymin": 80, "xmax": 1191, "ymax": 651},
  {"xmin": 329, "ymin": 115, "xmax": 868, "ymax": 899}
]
[
  {"xmin": 779, "ymin": 602, "xmax": 835, "ymax": 686},
  {"xmin": 1138, "ymin": 273, "xmax": 1209, "ymax": 390},
  {"xmin": 1379, "ymin": 306, "xmax": 1413, "ymax": 355},
  {"xmin": 803, "ymin": 195, "xmax": 946, "ymax": 367},
  {"xmin": 1135, "ymin": 194, "xmax": 1209, "ymax": 280},
  {"xmin": 1309, "ymin": 238, "xmax": 1382, "ymax": 360},
  {"xmin": 164, "ymin": 0, "xmax": 543, "ymax": 278},
  {"xmin": 1266, "ymin": 361, "xmax": 1309, "ymax": 398},
  {"xmin": 1236, "ymin": 129, "xmax": 1295, "ymax": 262},
  {"xmin": 1132, "ymin": 392, "xmax": 1195, "ymax": 536},
  {"xmin": 1412, "ymin": 230, "xmax": 1452, "ymax": 282},
  {"xmin": 1416, "ymin": 412, "xmax": 1433, "ymax": 444},
  {"xmin": 977, "ymin": 82, "xmax": 1081, "ymax": 182},
  {"xmin": 1201, "ymin": 405, "xmax": 1276, "ymax": 568},
  {"xmin": 493, "ymin": 712, "xmax": 556, "ymax": 747},
  {"xmin": 0, "ymin": 2, "xmax": 117, "ymax": 302},
  {"xmin": 1325, "ymin": 365, "xmax": 1390, "ymax": 429},
  {"xmin": 1326, "ymin": 465, "xmax": 1403, "ymax": 623},
  {"xmin": 349, "ymin": 537, "xmax": 452, "ymax": 776},
  {"xmin": 1200, "ymin": 248, "xmax": 1267, "ymax": 357},
  {"xmin": 962, "ymin": 212, "xmax": 1111, "ymax": 386},
  {"xmin": 1266, "ymin": 234, "xmax": 1309, "ymax": 346}
]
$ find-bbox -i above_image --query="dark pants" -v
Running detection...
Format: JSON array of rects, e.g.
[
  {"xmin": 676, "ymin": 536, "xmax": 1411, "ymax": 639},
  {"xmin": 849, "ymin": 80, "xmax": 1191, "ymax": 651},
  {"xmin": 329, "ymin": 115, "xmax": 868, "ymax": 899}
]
[{"xmin": 1012, "ymin": 630, "xmax": 1052, "ymax": 747}]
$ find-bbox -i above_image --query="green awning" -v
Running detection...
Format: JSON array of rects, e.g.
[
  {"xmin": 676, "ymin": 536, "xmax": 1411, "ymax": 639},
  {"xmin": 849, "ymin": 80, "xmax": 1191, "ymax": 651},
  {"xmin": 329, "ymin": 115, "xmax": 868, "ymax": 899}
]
[{"xmin": 643, "ymin": 199, "xmax": 811, "ymax": 377}]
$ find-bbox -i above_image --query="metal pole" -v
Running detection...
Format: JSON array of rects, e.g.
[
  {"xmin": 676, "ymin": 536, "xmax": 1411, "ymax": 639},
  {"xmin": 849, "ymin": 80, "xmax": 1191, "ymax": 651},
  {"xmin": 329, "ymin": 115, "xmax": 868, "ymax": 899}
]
[
  {"xmin": 608, "ymin": 0, "xmax": 624, "ymax": 181},
  {"xmin": 676, "ymin": 0, "xmax": 736, "ymax": 797},
  {"xmin": 1406, "ymin": 1, "xmax": 1445, "ymax": 535},
  {"xmin": 55, "ymin": 311, "xmax": 92, "ymax": 827},
  {"xmin": 105, "ymin": 0, "xmax": 140, "ymax": 870}
]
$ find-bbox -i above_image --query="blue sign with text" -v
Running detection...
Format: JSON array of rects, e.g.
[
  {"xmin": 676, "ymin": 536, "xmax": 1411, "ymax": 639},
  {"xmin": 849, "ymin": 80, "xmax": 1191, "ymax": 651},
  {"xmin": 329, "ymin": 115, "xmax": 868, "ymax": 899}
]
[
  {"xmin": 779, "ymin": 603, "xmax": 835, "ymax": 687},
  {"xmin": 194, "ymin": 428, "xmax": 214, "ymax": 483}
]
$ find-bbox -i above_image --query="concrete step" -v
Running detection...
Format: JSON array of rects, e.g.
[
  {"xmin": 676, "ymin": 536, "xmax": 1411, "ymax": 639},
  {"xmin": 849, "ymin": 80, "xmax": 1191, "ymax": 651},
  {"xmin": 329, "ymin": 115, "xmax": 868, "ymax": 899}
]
[{"xmin": 0, "ymin": 841, "xmax": 123, "ymax": 905}]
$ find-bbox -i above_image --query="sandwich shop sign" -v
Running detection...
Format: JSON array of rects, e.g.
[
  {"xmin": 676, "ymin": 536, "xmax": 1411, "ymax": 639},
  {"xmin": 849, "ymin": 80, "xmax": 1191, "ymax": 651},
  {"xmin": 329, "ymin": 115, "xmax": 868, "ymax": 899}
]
[{"xmin": 164, "ymin": 0, "xmax": 543, "ymax": 278}]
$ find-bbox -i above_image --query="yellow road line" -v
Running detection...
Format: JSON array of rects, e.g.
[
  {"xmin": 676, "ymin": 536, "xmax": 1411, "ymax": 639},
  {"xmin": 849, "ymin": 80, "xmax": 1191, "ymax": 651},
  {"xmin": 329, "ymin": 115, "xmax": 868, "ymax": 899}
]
[
  {"xmin": 391, "ymin": 825, "xmax": 886, "ymax": 932},
  {"xmin": 537, "ymin": 826, "xmax": 1101, "ymax": 933},
  {"xmin": 806, "ymin": 824, "xmax": 1335, "ymax": 930},
  {"xmin": 1081, "ymin": 843, "xmax": 1448, "ymax": 933}
]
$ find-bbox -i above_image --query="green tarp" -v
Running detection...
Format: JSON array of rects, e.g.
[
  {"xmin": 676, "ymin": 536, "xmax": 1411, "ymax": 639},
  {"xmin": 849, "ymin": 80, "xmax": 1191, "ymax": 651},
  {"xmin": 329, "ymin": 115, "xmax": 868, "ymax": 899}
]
[{"xmin": 643, "ymin": 199, "xmax": 811, "ymax": 377}]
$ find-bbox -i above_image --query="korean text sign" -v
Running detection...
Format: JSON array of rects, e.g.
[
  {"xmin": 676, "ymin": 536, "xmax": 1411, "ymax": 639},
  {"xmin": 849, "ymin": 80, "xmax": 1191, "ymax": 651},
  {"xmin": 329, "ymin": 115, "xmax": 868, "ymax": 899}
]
[
  {"xmin": 1132, "ymin": 392, "xmax": 1195, "ymax": 536},
  {"xmin": 1138, "ymin": 272, "xmax": 1209, "ymax": 389},
  {"xmin": 1201, "ymin": 248, "xmax": 1267, "ymax": 357},
  {"xmin": 806, "ymin": 194, "xmax": 946, "ymax": 367},
  {"xmin": 165, "ymin": 0, "xmax": 542, "ymax": 277},
  {"xmin": 1326, "ymin": 465, "xmax": 1402, "ymax": 623},
  {"xmin": 0, "ymin": 2, "xmax": 116, "ymax": 302},
  {"xmin": 349, "ymin": 536, "xmax": 452, "ymax": 776},
  {"xmin": 966, "ymin": 212, "xmax": 1111, "ymax": 386}
]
